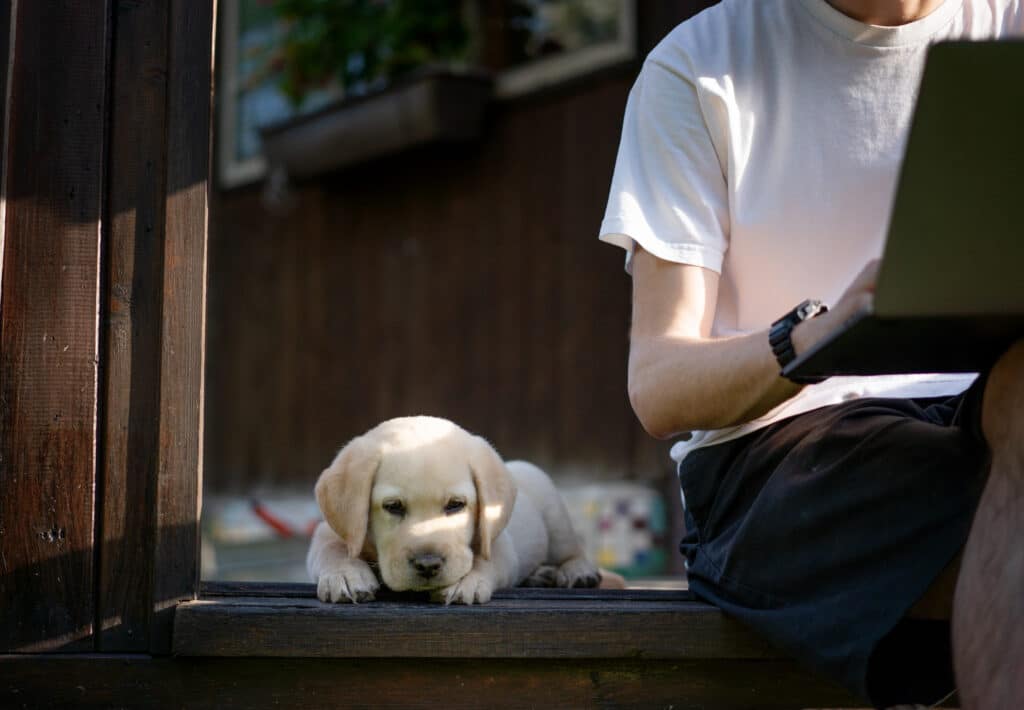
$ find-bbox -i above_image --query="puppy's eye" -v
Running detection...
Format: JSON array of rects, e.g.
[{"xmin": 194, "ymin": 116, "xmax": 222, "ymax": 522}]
[
  {"xmin": 444, "ymin": 499, "xmax": 466, "ymax": 515},
  {"xmin": 382, "ymin": 500, "xmax": 405, "ymax": 517}
]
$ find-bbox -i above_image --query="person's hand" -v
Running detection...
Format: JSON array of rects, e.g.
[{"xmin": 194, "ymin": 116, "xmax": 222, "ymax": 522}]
[
  {"xmin": 791, "ymin": 259, "xmax": 879, "ymax": 357},
  {"xmin": 833, "ymin": 258, "xmax": 880, "ymax": 321}
]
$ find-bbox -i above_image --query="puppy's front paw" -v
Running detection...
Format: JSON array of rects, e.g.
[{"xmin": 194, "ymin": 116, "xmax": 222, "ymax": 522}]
[
  {"xmin": 437, "ymin": 570, "xmax": 495, "ymax": 605},
  {"xmin": 556, "ymin": 556, "xmax": 601, "ymax": 589},
  {"xmin": 316, "ymin": 559, "xmax": 380, "ymax": 603}
]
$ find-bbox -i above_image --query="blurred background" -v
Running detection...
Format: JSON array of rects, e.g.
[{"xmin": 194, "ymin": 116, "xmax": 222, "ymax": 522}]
[{"xmin": 202, "ymin": 0, "xmax": 717, "ymax": 584}]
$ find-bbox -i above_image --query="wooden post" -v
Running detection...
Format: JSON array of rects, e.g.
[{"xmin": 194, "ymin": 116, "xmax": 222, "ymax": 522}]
[
  {"xmin": 147, "ymin": 0, "xmax": 214, "ymax": 654},
  {"xmin": 0, "ymin": 0, "xmax": 112, "ymax": 652},
  {"xmin": 97, "ymin": 0, "xmax": 214, "ymax": 655},
  {"xmin": 0, "ymin": 0, "xmax": 214, "ymax": 654}
]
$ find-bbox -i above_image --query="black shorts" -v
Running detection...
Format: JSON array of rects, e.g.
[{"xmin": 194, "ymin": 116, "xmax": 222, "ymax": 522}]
[{"xmin": 678, "ymin": 377, "xmax": 990, "ymax": 708}]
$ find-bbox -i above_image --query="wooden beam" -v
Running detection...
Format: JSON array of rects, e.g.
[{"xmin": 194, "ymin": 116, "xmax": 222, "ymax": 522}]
[
  {"xmin": 0, "ymin": 0, "xmax": 11, "ymax": 189},
  {"xmin": 0, "ymin": 654, "xmax": 863, "ymax": 709},
  {"xmin": 97, "ymin": 0, "xmax": 171, "ymax": 653},
  {"xmin": 145, "ymin": 0, "xmax": 215, "ymax": 655},
  {"xmin": 97, "ymin": 0, "xmax": 214, "ymax": 654},
  {"xmin": 198, "ymin": 580, "xmax": 693, "ymax": 601},
  {"xmin": 174, "ymin": 591, "xmax": 785, "ymax": 660},
  {"xmin": 0, "ymin": 0, "xmax": 111, "ymax": 652},
  {"xmin": 0, "ymin": 0, "xmax": 212, "ymax": 657}
]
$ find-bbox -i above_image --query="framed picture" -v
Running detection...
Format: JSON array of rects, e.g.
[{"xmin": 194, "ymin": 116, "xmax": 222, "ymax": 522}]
[{"xmin": 216, "ymin": 0, "xmax": 637, "ymax": 188}]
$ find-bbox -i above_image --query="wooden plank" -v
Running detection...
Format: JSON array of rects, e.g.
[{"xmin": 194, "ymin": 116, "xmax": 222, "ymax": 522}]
[
  {"xmin": 0, "ymin": 0, "xmax": 11, "ymax": 193},
  {"xmin": 0, "ymin": 0, "xmax": 111, "ymax": 652},
  {"xmin": 556, "ymin": 79, "xmax": 637, "ymax": 480},
  {"xmin": 516, "ymin": 98, "xmax": 563, "ymax": 472},
  {"xmin": 199, "ymin": 580, "xmax": 694, "ymax": 602},
  {"xmin": 0, "ymin": 654, "xmax": 863, "ymax": 709},
  {"xmin": 173, "ymin": 595, "xmax": 784, "ymax": 660},
  {"xmin": 97, "ymin": 0, "xmax": 171, "ymax": 653},
  {"xmin": 485, "ymin": 115, "xmax": 524, "ymax": 456},
  {"xmin": 146, "ymin": 0, "xmax": 215, "ymax": 654}
]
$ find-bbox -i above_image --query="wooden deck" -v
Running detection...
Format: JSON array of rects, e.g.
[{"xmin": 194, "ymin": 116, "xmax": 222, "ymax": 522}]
[
  {"xmin": 2, "ymin": 584, "xmax": 864, "ymax": 709},
  {"xmin": 177, "ymin": 584, "xmax": 782, "ymax": 660}
]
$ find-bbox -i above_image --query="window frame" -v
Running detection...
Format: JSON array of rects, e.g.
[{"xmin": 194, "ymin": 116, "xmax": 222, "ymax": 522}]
[{"xmin": 215, "ymin": 0, "xmax": 638, "ymax": 189}]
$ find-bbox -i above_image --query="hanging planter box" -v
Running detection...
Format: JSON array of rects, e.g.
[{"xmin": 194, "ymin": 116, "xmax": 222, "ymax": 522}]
[{"xmin": 260, "ymin": 68, "xmax": 493, "ymax": 181}]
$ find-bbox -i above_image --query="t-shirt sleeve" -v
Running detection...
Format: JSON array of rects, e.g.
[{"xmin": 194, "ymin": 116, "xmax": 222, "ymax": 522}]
[
  {"xmin": 598, "ymin": 56, "xmax": 730, "ymax": 273},
  {"xmin": 1008, "ymin": 0, "xmax": 1024, "ymax": 33}
]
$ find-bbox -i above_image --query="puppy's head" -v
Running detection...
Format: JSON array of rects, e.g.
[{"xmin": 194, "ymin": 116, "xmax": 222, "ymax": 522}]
[{"xmin": 315, "ymin": 417, "xmax": 517, "ymax": 592}]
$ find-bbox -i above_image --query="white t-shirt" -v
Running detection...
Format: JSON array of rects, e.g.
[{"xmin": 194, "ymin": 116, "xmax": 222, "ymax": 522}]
[{"xmin": 600, "ymin": 0, "xmax": 1024, "ymax": 462}]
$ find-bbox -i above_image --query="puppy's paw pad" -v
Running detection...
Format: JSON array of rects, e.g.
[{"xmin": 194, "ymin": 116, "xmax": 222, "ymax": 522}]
[
  {"xmin": 520, "ymin": 565, "xmax": 558, "ymax": 588},
  {"xmin": 556, "ymin": 557, "xmax": 601, "ymax": 589},
  {"xmin": 442, "ymin": 571, "xmax": 494, "ymax": 605},
  {"xmin": 316, "ymin": 563, "xmax": 379, "ymax": 603}
]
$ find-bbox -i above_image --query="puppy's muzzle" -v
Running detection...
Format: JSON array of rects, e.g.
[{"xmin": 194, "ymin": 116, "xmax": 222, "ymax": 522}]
[{"xmin": 409, "ymin": 552, "xmax": 445, "ymax": 579}]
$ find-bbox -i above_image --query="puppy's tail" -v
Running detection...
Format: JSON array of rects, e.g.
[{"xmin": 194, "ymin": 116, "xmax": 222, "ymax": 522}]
[{"xmin": 598, "ymin": 568, "xmax": 627, "ymax": 589}]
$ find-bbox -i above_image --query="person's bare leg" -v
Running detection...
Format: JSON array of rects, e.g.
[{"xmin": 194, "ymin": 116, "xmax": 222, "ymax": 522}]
[{"xmin": 953, "ymin": 339, "xmax": 1024, "ymax": 709}]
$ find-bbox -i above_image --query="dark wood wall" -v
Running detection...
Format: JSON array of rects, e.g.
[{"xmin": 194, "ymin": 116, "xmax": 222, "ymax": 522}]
[
  {"xmin": 206, "ymin": 76, "xmax": 665, "ymax": 493},
  {"xmin": 204, "ymin": 3, "xmax": 719, "ymax": 495}
]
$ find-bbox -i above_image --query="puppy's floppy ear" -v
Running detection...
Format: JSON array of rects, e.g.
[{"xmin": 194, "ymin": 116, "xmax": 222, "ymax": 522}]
[
  {"xmin": 314, "ymin": 435, "xmax": 380, "ymax": 559},
  {"xmin": 468, "ymin": 435, "xmax": 517, "ymax": 560}
]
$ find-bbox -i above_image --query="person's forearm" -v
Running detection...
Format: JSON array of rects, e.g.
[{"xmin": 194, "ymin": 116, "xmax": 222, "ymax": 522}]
[
  {"xmin": 628, "ymin": 329, "xmax": 797, "ymax": 437},
  {"xmin": 628, "ymin": 308, "xmax": 839, "ymax": 438}
]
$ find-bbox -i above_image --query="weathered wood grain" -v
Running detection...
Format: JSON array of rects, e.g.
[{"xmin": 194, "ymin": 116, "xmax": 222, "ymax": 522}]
[
  {"xmin": 0, "ymin": 654, "xmax": 863, "ymax": 709},
  {"xmin": 0, "ymin": 0, "xmax": 111, "ymax": 652},
  {"xmin": 1, "ymin": 0, "xmax": 213, "ymax": 654},
  {"xmin": 173, "ymin": 593, "xmax": 784, "ymax": 660},
  {"xmin": 0, "ymin": 0, "xmax": 10, "ymax": 189},
  {"xmin": 147, "ymin": 0, "xmax": 215, "ymax": 654},
  {"xmin": 97, "ymin": 0, "xmax": 171, "ymax": 653},
  {"xmin": 199, "ymin": 580, "xmax": 694, "ymax": 602},
  {"xmin": 97, "ymin": 0, "xmax": 214, "ymax": 655}
]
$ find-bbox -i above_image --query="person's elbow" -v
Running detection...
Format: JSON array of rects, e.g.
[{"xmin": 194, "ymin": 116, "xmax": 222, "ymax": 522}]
[
  {"xmin": 627, "ymin": 367, "xmax": 680, "ymax": 440},
  {"xmin": 628, "ymin": 347, "xmax": 742, "ymax": 435}
]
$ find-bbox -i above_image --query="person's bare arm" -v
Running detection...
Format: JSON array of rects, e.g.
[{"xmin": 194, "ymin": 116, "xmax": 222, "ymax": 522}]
[{"xmin": 627, "ymin": 246, "xmax": 877, "ymax": 439}]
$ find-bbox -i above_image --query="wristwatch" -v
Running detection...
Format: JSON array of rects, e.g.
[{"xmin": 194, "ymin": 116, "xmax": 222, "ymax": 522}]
[{"xmin": 769, "ymin": 299, "xmax": 829, "ymax": 383}]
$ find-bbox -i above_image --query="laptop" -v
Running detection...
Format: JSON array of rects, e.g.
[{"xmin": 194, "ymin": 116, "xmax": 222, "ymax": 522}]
[{"xmin": 784, "ymin": 40, "xmax": 1024, "ymax": 381}]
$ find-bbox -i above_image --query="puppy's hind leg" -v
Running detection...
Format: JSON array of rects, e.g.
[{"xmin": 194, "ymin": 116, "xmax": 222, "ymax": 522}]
[
  {"xmin": 506, "ymin": 461, "xmax": 601, "ymax": 589},
  {"xmin": 520, "ymin": 564, "xmax": 558, "ymax": 588},
  {"xmin": 555, "ymin": 556, "xmax": 601, "ymax": 589}
]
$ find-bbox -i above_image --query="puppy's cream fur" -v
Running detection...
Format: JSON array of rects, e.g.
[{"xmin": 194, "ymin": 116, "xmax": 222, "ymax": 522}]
[{"xmin": 307, "ymin": 416, "xmax": 600, "ymax": 604}]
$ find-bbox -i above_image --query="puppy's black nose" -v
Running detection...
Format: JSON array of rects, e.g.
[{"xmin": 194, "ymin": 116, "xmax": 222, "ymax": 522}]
[{"xmin": 410, "ymin": 553, "xmax": 444, "ymax": 578}]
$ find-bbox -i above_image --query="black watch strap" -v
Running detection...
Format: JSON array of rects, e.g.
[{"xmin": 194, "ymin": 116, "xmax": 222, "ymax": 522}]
[{"xmin": 769, "ymin": 299, "xmax": 828, "ymax": 383}]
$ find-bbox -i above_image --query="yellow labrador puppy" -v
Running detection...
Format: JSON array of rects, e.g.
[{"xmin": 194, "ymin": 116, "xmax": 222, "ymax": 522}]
[{"xmin": 307, "ymin": 416, "xmax": 600, "ymax": 604}]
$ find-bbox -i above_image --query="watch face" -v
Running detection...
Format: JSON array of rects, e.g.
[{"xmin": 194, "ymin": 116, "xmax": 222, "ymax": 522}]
[{"xmin": 796, "ymin": 300, "xmax": 822, "ymax": 320}]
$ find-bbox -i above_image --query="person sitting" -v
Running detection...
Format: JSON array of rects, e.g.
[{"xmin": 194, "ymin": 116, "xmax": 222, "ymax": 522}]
[{"xmin": 599, "ymin": 1, "xmax": 1024, "ymax": 707}]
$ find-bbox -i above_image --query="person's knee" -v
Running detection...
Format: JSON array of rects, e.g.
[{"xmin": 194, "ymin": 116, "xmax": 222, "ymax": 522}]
[{"xmin": 981, "ymin": 338, "xmax": 1024, "ymax": 451}]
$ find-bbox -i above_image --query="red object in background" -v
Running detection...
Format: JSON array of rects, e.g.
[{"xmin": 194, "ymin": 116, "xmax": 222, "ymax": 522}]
[
  {"xmin": 250, "ymin": 499, "xmax": 323, "ymax": 539},
  {"xmin": 250, "ymin": 500, "xmax": 296, "ymax": 538}
]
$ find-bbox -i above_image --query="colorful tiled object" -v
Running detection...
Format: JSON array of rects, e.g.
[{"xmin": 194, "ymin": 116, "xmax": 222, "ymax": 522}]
[{"xmin": 559, "ymin": 483, "xmax": 668, "ymax": 578}]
